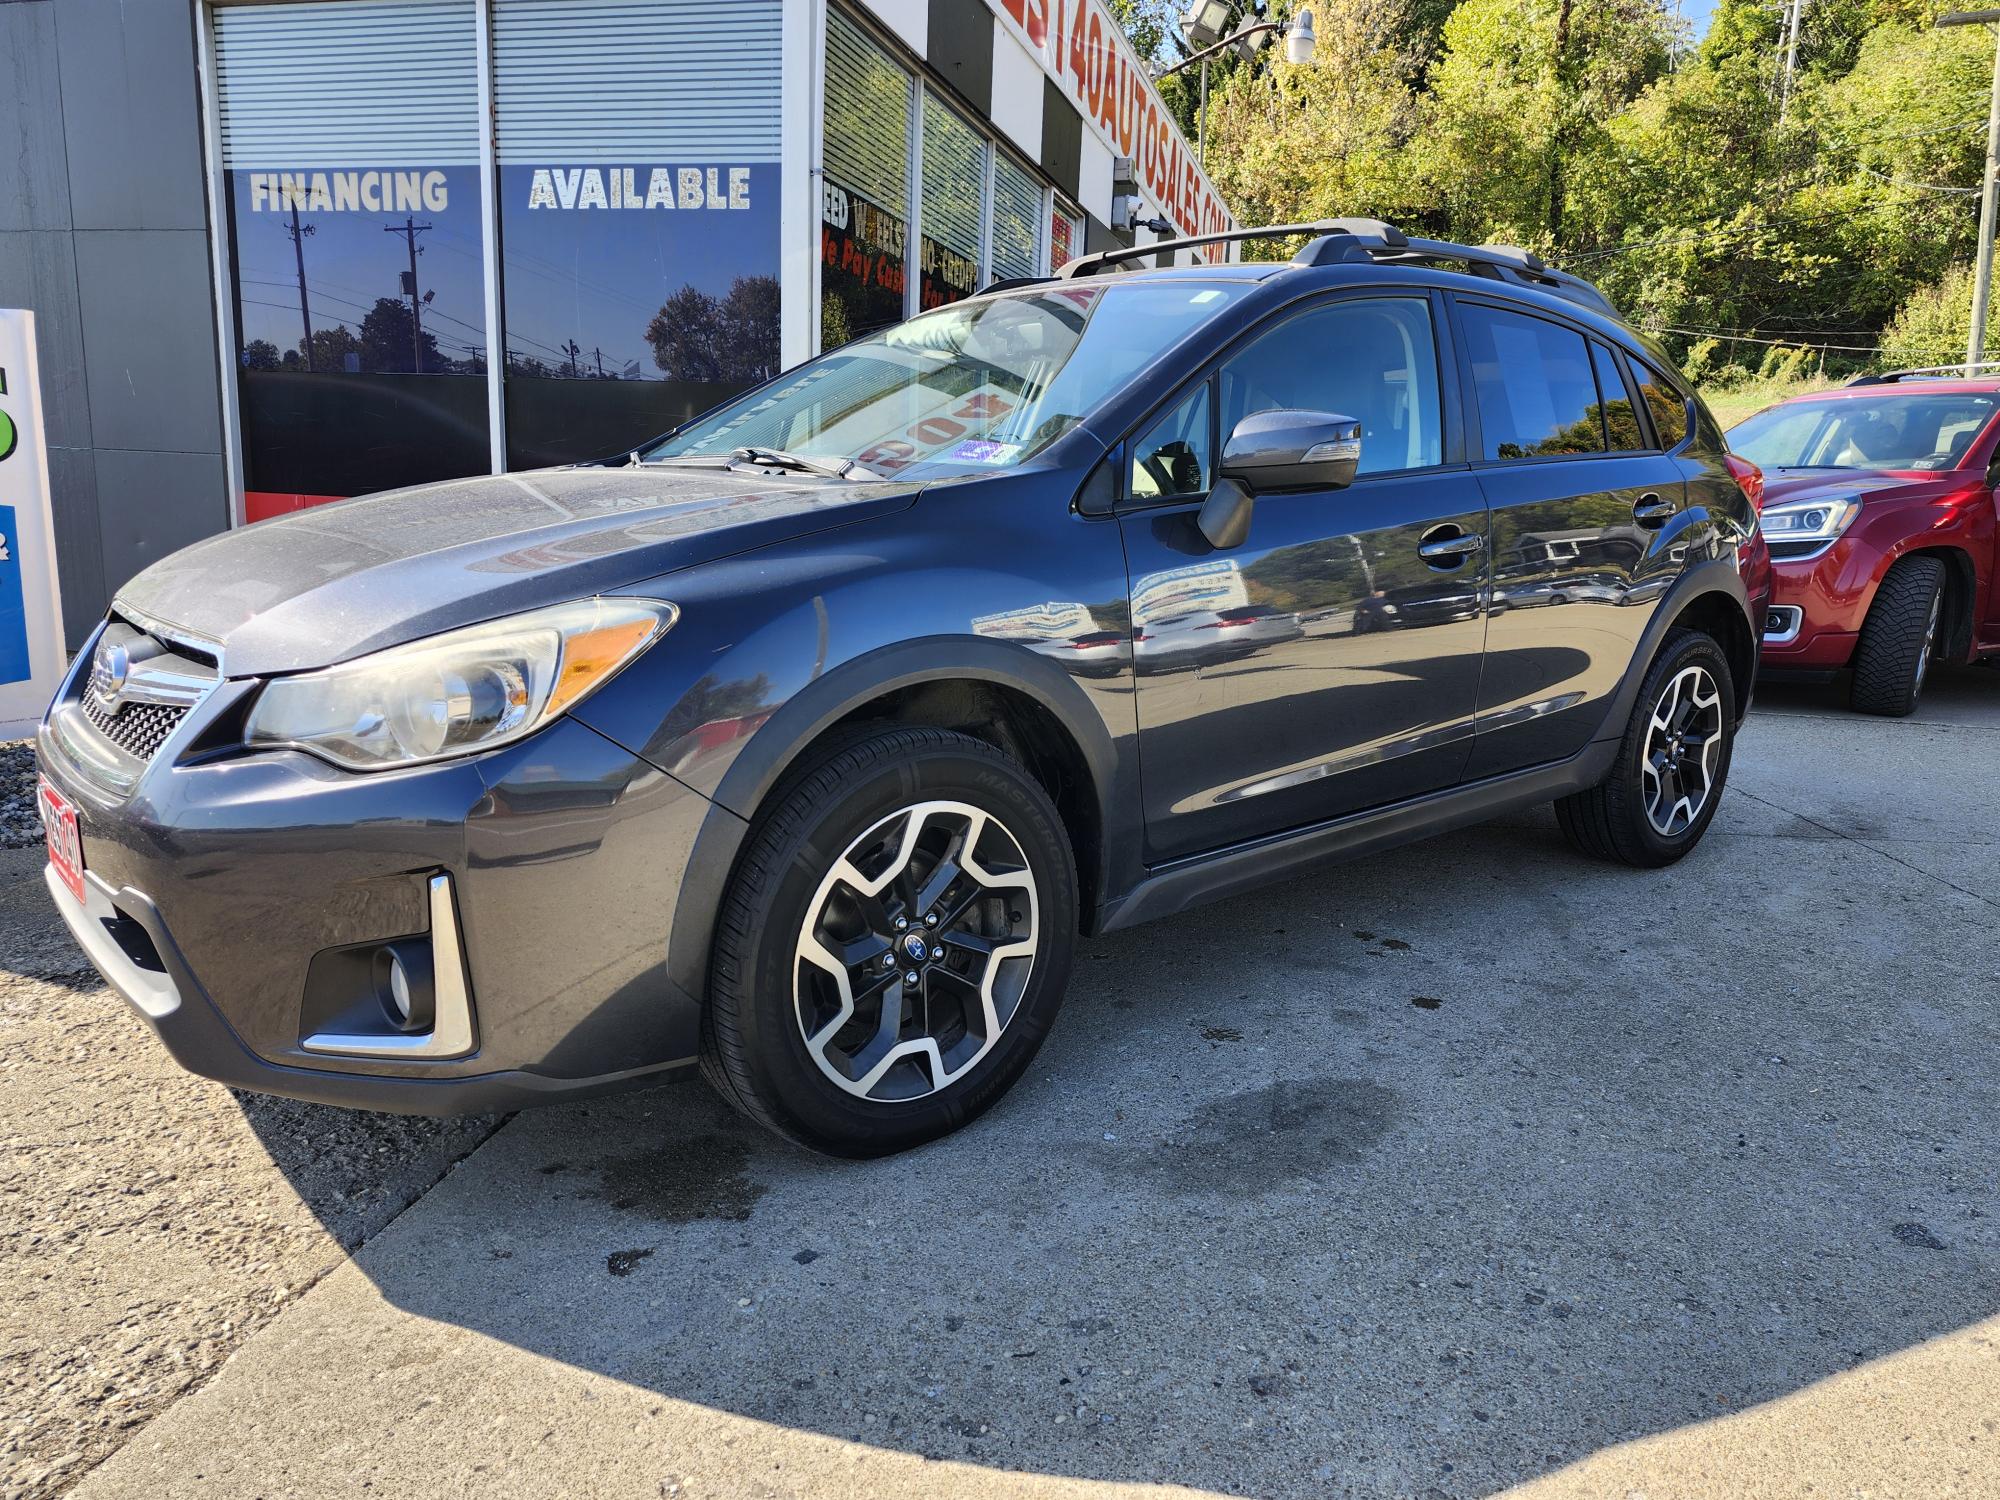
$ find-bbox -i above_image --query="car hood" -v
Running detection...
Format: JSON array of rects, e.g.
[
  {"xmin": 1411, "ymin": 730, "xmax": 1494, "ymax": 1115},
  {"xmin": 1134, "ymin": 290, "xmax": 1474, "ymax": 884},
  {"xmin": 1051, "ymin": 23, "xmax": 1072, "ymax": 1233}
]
[
  {"xmin": 1759, "ymin": 470, "xmax": 1963, "ymax": 507},
  {"xmin": 114, "ymin": 466, "xmax": 918, "ymax": 677}
]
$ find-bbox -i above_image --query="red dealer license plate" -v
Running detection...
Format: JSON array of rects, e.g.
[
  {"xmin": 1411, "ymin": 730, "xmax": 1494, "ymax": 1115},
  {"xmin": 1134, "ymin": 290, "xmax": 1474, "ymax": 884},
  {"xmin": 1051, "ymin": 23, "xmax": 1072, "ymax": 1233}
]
[{"xmin": 39, "ymin": 777, "xmax": 85, "ymax": 905}]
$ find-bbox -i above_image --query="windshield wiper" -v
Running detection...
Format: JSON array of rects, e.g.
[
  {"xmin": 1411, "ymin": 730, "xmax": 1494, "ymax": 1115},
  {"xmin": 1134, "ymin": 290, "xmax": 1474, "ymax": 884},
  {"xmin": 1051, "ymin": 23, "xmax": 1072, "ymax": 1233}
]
[
  {"xmin": 631, "ymin": 452, "xmax": 731, "ymax": 469},
  {"xmin": 727, "ymin": 446, "xmax": 883, "ymax": 481}
]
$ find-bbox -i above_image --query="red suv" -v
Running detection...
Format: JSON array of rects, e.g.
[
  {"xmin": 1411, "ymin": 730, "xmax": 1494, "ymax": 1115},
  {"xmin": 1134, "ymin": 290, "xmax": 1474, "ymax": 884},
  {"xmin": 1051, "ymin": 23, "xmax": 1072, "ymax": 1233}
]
[{"xmin": 1728, "ymin": 369, "xmax": 2000, "ymax": 714}]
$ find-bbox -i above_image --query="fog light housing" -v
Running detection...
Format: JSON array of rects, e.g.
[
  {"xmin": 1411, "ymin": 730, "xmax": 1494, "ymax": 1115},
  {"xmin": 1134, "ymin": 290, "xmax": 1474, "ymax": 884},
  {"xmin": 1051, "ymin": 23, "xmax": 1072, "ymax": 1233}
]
[
  {"xmin": 372, "ymin": 943, "xmax": 435, "ymax": 1032},
  {"xmin": 1763, "ymin": 605, "xmax": 1803, "ymax": 644},
  {"xmin": 299, "ymin": 874, "xmax": 476, "ymax": 1060}
]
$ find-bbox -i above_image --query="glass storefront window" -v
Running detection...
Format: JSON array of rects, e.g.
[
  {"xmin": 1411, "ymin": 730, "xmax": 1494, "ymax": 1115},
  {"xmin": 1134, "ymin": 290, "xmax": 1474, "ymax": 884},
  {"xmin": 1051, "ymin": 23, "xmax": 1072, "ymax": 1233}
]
[
  {"xmin": 919, "ymin": 92, "xmax": 985, "ymax": 312},
  {"xmin": 212, "ymin": 0, "xmax": 1089, "ymax": 511},
  {"xmin": 215, "ymin": 0, "xmax": 489, "ymax": 516},
  {"xmin": 1050, "ymin": 199, "xmax": 1084, "ymax": 273},
  {"xmin": 822, "ymin": 9, "xmax": 912, "ymax": 349},
  {"xmin": 652, "ymin": 280, "xmax": 1254, "ymax": 480},
  {"xmin": 491, "ymin": 0, "xmax": 784, "ymax": 469},
  {"xmin": 990, "ymin": 153, "xmax": 1042, "ymax": 283}
]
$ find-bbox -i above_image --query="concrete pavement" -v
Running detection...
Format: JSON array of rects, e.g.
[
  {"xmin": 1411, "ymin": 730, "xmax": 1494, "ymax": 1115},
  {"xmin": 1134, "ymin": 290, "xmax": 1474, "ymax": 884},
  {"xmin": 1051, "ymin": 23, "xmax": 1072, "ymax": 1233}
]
[
  {"xmin": 45, "ymin": 667, "xmax": 2000, "ymax": 1499},
  {"xmin": 0, "ymin": 843, "xmax": 498, "ymax": 1500}
]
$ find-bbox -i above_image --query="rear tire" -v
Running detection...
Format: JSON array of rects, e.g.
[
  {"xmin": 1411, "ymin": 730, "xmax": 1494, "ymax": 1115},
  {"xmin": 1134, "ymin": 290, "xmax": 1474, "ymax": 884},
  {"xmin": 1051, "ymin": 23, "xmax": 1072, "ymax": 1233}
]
[
  {"xmin": 1850, "ymin": 555, "xmax": 1946, "ymax": 718},
  {"xmin": 700, "ymin": 726, "xmax": 1077, "ymax": 1157},
  {"xmin": 1556, "ymin": 629, "xmax": 1737, "ymax": 868}
]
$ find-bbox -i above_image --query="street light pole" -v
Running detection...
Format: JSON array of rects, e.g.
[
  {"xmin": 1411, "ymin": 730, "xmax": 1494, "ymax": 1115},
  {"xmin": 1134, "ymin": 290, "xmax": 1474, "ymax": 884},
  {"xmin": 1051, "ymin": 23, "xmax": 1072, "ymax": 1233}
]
[
  {"xmin": 1198, "ymin": 56, "xmax": 1209, "ymax": 167},
  {"xmin": 1154, "ymin": 10, "xmax": 1316, "ymax": 172},
  {"xmin": 1939, "ymin": 10, "xmax": 2000, "ymax": 371}
]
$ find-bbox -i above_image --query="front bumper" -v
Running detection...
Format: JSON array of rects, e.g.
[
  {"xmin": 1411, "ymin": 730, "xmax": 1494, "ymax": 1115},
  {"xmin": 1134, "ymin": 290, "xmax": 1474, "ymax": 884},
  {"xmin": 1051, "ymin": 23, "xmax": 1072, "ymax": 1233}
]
[
  {"xmin": 38, "ymin": 666, "xmax": 727, "ymax": 1114},
  {"xmin": 1758, "ymin": 546, "xmax": 1873, "ymax": 674}
]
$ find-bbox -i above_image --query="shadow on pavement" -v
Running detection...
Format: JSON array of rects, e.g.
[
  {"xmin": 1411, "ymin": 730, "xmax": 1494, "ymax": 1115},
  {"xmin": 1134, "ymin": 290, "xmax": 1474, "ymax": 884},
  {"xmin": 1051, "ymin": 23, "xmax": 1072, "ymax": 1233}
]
[{"xmin": 227, "ymin": 679, "xmax": 1998, "ymax": 1496}]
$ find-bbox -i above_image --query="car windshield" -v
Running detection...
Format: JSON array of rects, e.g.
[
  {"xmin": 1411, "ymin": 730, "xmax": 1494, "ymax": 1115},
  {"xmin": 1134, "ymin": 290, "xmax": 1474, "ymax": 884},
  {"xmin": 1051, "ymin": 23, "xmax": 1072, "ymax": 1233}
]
[
  {"xmin": 642, "ymin": 281, "xmax": 1251, "ymax": 480},
  {"xmin": 1729, "ymin": 392, "xmax": 1998, "ymax": 472}
]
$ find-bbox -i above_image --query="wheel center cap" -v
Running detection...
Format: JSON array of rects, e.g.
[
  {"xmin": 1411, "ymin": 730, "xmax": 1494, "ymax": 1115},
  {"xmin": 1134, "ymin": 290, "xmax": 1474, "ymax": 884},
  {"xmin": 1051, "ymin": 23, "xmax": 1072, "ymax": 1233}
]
[{"xmin": 901, "ymin": 933, "xmax": 931, "ymax": 964}]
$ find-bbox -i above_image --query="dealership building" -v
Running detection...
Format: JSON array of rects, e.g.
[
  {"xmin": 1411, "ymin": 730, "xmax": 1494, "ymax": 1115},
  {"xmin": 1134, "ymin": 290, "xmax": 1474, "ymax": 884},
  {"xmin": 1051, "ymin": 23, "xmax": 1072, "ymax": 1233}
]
[{"xmin": 1, "ymin": 0, "xmax": 1229, "ymax": 646}]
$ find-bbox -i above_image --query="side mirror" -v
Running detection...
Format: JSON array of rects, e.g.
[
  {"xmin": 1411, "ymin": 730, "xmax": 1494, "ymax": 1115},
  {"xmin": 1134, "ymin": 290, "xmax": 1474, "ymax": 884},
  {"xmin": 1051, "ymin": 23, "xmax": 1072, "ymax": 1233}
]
[{"xmin": 1220, "ymin": 409, "xmax": 1362, "ymax": 493}]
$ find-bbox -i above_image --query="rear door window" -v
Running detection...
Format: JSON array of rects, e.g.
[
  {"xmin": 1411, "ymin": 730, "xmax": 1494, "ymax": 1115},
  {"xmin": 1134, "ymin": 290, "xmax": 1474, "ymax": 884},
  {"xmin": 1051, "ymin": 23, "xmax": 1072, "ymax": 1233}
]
[{"xmin": 1459, "ymin": 303, "xmax": 1606, "ymax": 459}]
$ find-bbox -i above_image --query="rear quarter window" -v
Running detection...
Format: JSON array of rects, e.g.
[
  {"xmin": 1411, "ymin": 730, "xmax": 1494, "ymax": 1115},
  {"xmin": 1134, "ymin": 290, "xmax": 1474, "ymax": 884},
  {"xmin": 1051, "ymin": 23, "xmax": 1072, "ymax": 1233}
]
[{"xmin": 1631, "ymin": 360, "xmax": 1690, "ymax": 449}]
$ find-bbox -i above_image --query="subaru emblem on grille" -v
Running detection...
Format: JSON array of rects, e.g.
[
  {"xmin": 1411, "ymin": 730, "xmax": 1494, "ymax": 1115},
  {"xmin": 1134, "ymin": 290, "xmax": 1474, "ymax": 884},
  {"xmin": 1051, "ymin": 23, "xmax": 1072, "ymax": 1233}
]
[{"xmin": 90, "ymin": 642, "xmax": 132, "ymax": 710}]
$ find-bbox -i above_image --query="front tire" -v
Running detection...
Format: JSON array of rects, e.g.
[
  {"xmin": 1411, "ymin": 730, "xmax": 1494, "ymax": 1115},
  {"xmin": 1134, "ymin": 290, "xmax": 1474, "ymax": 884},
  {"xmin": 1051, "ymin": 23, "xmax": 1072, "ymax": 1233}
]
[
  {"xmin": 701, "ymin": 726, "xmax": 1077, "ymax": 1157},
  {"xmin": 1850, "ymin": 555, "xmax": 1946, "ymax": 718},
  {"xmin": 1556, "ymin": 629, "xmax": 1737, "ymax": 868}
]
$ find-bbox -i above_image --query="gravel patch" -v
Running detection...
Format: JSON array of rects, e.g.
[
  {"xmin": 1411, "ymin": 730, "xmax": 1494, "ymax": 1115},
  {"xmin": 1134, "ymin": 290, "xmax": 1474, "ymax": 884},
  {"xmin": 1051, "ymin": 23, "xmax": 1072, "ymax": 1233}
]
[
  {"xmin": 0, "ymin": 845, "xmax": 503, "ymax": 1498},
  {"xmin": 1, "ymin": 740, "xmax": 40, "ymax": 851}
]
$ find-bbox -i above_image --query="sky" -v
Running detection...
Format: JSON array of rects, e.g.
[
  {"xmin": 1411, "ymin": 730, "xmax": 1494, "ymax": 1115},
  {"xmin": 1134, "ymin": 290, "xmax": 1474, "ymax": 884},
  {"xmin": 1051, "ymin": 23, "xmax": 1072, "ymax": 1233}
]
[{"xmin": 1676, "ymin": 0, "xmax": 1719, "ymax": 45}]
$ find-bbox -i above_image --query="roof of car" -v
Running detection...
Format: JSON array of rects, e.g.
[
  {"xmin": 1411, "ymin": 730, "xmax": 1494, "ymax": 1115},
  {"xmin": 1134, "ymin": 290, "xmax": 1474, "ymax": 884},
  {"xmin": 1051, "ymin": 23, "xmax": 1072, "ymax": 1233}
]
[
  {"xmin": 1037, "ymin": 218, "xmax": 1622, "ymax": 320},
  {"xmin": 1762, "ymin": 378, "xmax": 2000, "ymax": 403}
]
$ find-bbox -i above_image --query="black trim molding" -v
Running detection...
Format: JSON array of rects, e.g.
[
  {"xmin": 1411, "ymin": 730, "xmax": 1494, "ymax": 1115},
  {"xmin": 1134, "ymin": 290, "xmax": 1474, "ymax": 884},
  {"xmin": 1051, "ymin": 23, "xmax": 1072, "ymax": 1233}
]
[
  {"xmin": 925, "ymin": 0, "xmax": 995, "ymax": 117},
  {"xmin": 1039, "ymin": 76, "xmax": 1082, "ymax": 200}
]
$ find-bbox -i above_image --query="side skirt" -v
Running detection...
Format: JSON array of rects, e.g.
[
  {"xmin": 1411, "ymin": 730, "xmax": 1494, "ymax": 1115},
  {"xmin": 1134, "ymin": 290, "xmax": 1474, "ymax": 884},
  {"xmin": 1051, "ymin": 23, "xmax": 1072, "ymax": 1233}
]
[
  {"xmin": 1755, "ymin": 667, "xmax": 1840, "ymax": 686},
  {"xmin": 1096, "ymin": 736, "xmax": 1622, "ymax": 933}
]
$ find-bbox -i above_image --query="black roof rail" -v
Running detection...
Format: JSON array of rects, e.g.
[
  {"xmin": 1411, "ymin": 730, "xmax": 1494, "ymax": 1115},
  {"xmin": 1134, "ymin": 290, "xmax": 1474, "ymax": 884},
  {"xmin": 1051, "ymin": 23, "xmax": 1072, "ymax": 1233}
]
[
  {"xmin": 1845, "ymin": 361, "xmax": 2000, "ymax": 386},
  {"xmin": 979, "ymin": 275, "xmax": 1051, "ymax": 295},
  {"xmin": 1378, "ymin": 238, "xmax": 1618, "ymax": 317},
  {"xmin": 1053, "ymin": 216, "xmax": 1618, "ymax": 317},
  {"xmin": 1055, "ymin": 218, "xmax": 1407, "ymax": 278}
]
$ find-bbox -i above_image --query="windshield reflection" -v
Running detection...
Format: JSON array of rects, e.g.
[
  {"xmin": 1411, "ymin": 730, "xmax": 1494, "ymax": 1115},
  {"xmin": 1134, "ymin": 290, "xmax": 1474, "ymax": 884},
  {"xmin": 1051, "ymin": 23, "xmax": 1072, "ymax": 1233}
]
[{"xmin": 643, "ymin": 281, "xmax": 1250, "ymax": 481}]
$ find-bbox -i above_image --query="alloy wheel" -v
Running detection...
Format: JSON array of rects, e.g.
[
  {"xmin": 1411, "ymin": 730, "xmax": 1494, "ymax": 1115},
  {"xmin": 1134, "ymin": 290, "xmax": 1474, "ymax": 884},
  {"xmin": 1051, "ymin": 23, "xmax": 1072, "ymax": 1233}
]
[
  {"xmin": 795, "ymin": 800, "xmax": 1039, "ymax": 1102},
  {"xmin": 1641, "ymin": 664, "xmax": 1724, "ymax": 837}
]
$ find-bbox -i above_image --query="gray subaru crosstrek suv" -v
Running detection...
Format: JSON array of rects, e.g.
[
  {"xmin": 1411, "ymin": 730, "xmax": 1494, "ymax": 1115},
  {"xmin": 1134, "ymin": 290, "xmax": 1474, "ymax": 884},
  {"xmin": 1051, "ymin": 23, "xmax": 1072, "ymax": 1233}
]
[{"xmin": 36, "ymin": 220, "xmax": 1769, "ymax": 1156}]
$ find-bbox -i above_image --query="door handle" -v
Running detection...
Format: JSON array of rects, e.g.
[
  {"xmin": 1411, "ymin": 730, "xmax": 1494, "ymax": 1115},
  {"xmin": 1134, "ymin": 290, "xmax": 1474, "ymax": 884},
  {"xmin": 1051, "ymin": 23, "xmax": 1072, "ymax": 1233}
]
[
  {"xmin": 1633, "ymin": 492, "xmax": 1678, "ymax": 526},
  {"xmin": 1417, "ymin": 528, "xmax": 1485, "ymax": 566}
]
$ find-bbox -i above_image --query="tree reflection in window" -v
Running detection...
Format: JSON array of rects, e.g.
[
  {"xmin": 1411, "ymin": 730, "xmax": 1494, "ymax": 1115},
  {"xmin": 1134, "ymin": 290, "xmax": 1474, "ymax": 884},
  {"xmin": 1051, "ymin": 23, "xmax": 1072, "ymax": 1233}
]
[{"xmin": 639, "ymin": 276, "xmax": 782, "ymax": 385}]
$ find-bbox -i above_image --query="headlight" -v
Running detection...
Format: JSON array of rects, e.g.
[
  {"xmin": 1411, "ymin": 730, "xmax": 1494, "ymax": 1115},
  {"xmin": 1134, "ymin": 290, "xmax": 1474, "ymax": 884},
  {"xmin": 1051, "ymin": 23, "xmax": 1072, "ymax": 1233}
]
[
  {"xmin": 245, "ymin": 598, "xmax": 675, "ymax": 770},
  {"xmin": 1760, "ymin": 494, "xmax": 1860, "ymax": 559}
]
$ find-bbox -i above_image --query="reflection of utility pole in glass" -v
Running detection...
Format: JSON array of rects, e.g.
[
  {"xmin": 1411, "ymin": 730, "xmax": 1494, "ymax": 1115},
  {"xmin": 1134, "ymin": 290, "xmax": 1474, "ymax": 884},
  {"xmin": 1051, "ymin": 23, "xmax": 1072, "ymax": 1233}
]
[
  {"xmin": 285, "ymin": 204, "xmax": 315, "ymax": 372},
  {"xmin": 384, "ymin": 216, "xmax": 433, "ymax": 372},
  {"xmin": 1939, "ymin": 10, "xmax": 2000, "ymax": 371},
  {"xmin": 1347, "ymin": 533, "xmax": 1376, "ymax": 596}
]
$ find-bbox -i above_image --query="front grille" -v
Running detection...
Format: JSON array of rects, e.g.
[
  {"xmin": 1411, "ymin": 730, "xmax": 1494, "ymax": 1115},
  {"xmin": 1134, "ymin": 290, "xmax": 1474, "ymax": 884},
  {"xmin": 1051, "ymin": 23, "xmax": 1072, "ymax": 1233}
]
[
  {"xmin": 68, "ymin": 614, "xmax": 221, "ymax": 767},
  {"xmin": 81, "ymin": 687, "xmax": 189, "ymax": 760}
]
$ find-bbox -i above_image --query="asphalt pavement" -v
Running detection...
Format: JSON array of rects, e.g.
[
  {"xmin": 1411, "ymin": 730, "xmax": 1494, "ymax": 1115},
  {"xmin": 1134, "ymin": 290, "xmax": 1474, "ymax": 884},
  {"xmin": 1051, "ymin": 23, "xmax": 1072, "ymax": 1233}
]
[{"xmin": 5, "ymin": 667, "xmax": 1997, "ymax": 1499}]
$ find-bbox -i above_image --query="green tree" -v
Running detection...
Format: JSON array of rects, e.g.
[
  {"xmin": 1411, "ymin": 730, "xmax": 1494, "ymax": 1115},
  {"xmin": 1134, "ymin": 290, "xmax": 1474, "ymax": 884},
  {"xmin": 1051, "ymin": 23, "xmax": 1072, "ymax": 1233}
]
[
  {"xmin": 1202, "ymin": 0, "xmax": 1426, "ymax": 239},
  {"xmin": 646, "ymin": 286, "xmax": 726, "ymax": 382},
  {"xmin": 719, "ymin": 275, "xmax": 782, "ymax": 384},
  {"xmin": 295, "ymin": 324, "xmax": 365, "ymax": 374},
  {"xmin": 1104, "ymin": 0, "xmax": 1995, "ymax": 379},
  {"xmin": 1883, "ymin": 265, "xmax": 1996, "ymax": 367},
  {"xmin": 358, "ymin": 298, "xmax": 446, "ymax": 374},
  {"xmin": 1418, "ymin": 0, "xmax": 1673, "ymax": 245}
]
